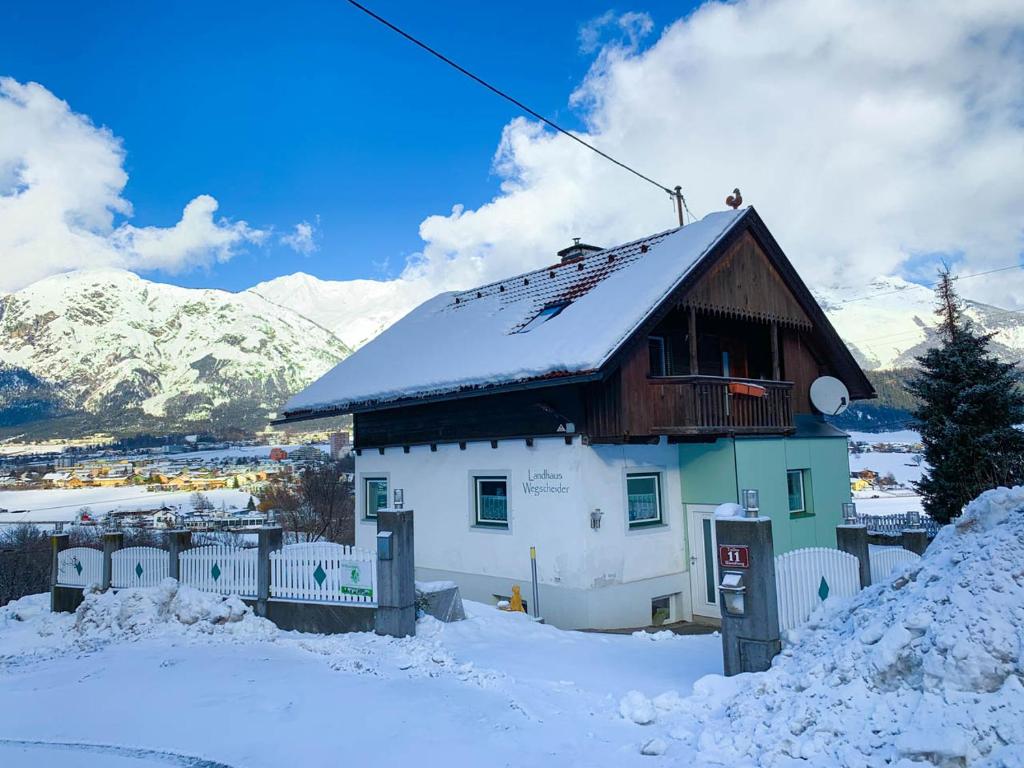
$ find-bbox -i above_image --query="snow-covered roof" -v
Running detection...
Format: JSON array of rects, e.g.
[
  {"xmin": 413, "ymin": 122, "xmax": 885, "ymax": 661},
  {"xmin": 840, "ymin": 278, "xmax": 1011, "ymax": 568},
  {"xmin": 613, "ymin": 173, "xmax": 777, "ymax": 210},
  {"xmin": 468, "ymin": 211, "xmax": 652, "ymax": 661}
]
[{"xmin": 283, "ymin": 209, "xmax": 748, "ymax": 417}]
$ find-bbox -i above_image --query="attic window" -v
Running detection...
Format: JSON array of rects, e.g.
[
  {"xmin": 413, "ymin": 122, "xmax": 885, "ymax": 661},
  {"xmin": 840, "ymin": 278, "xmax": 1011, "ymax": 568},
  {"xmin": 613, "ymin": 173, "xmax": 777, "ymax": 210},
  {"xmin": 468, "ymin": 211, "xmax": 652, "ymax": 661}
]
[{"xmin": 517, "ymin": 302, "xmax": 569, "ymax": 333}]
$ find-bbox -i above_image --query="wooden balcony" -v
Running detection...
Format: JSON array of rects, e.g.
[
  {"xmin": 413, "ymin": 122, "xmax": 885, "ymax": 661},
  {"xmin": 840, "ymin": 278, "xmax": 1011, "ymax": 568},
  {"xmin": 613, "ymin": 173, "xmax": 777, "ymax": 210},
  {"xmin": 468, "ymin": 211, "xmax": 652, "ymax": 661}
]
[{"xmin": 647, "ymin": 376, "xmax": 794, "ymax": 436}]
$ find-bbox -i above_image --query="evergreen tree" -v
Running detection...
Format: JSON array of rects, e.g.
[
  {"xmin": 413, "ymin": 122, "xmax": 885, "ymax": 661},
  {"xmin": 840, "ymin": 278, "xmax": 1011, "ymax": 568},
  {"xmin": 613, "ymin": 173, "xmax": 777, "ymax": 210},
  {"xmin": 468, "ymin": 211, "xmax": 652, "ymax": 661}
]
[
  {"xmin": 907, "ymin": 270, "xmax": 1024, "ymax": 522},
  {"xmin": 246, "ymin": 495, "xmax": 256, "ymax": 511}
]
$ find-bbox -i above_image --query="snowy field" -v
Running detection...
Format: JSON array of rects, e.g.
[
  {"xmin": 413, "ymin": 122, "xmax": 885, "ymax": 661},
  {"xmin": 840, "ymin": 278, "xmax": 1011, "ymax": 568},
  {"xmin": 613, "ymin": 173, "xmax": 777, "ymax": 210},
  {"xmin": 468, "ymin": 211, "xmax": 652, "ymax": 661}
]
[
  {"xmin": 846, "ymin": 429, "xmax": 921, "ymax": 445},
  {"xmin": 0, "ymin": 487, "xmax": 256, "ymax": 525},
  {"xmin": 2, "ymin": 486, "xmax": 1022, "ymax": 766},
  {"xmin": 849, "ymin": 450, "xmax": 926, "ymax": 488},
  {"xmin": 854, "ymin": 492, "xmax": 924, "ymax": 517},
  {"xmin": 0, "ymin": 594, "xmax": 721, "ymax": 767}
]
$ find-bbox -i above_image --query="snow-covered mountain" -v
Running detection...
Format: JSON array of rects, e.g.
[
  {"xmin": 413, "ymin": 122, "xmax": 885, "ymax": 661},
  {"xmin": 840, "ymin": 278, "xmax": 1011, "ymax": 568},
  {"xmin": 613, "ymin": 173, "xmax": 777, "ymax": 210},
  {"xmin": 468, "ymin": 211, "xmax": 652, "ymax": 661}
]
[
  {"xmin": 0, "ymin": 269, "xmax": 351, "ymax": 431},
  {"xmin": 2, "ymin": 267, "xmax": 1020, "ymax": 436},
  {"xmin": 248, "ymin": 272, "xmax": 427, "ymax": 350},
  {"xmin": 816, "ymin": 276, "xmax": 1024, "ymax": 371}
]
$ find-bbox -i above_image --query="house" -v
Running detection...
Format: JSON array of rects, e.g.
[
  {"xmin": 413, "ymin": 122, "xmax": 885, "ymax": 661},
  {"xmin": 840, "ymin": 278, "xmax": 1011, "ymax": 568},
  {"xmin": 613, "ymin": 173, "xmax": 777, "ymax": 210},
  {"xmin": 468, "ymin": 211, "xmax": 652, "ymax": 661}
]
[{"xmin": 278, "ymin": 207, "xmax": 874, "ymax": 630}]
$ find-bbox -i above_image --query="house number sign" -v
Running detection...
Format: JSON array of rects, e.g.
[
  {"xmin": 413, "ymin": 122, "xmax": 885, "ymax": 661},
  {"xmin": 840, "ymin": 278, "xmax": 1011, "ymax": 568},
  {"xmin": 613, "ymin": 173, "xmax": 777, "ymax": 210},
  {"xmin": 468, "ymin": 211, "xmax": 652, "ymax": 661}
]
[{"xmin": 718, "ymin": 545, "xmax": 750, "ymax": 569}]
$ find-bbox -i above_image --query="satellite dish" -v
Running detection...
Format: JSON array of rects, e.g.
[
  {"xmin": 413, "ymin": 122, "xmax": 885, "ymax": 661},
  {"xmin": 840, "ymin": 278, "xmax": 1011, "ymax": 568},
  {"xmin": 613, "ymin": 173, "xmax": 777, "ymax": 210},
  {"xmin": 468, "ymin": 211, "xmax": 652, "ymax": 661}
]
[{"xmin": 810, "ymin": 376, "xmax": 850, "ymax": 416}]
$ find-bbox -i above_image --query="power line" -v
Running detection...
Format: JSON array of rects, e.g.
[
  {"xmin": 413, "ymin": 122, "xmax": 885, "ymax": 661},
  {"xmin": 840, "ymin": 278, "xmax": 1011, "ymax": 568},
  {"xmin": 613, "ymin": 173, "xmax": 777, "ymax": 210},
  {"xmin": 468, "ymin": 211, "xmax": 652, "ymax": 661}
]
[{"xmin": 342, "ymin": 0, "xmax": 685, "ymax": 206}]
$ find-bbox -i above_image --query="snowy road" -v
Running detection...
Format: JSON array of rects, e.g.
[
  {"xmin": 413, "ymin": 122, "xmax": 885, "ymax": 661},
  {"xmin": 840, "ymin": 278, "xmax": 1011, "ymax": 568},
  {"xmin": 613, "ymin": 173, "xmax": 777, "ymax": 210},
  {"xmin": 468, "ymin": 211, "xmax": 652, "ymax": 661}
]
[{"xmin": 0, "ymin": 592, "xmax": 722, "ymax": 767}]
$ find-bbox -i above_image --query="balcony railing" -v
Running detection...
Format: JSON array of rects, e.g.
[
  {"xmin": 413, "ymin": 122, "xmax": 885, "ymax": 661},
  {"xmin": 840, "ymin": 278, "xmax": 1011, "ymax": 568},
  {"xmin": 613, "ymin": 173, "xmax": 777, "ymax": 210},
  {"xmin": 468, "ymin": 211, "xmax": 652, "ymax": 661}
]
[{"xmin": 648, "ymin": 376, "xmax": 794, "ymax": 435}]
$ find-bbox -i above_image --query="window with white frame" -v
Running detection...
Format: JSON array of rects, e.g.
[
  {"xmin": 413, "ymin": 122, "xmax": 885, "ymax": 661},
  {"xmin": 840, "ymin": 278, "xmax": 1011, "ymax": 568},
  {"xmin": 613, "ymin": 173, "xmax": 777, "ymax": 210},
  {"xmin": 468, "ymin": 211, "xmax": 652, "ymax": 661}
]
[
  {"xmin": 364, "ymin": 477, "xmax": 388, "ymax": 519},
  {"xmin": 787, "ymin": 469, "xmax": 806, "ymax": 514},
  {"xmin": 627, "ymin": 472, "xmax": 662, "ymax": 527},
  {"xmin": 474, "ymin": 476, "xmax": 508, "ymax": 527}
]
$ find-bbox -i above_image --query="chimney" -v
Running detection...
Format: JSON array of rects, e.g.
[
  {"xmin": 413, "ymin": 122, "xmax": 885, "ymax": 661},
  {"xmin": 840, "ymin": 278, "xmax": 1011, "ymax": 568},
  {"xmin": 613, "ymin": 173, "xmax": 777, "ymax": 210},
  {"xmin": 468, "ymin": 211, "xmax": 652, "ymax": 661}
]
[{"xmin": 557, "ymin": 237, "xmax": 603, "ymax": 264}]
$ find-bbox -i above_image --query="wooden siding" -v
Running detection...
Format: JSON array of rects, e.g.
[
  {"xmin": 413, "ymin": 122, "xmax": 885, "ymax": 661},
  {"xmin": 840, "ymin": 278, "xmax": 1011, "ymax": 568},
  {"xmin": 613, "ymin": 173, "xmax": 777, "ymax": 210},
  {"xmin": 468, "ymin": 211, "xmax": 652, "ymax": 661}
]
[
  {"xmin": 354, "ymin": 385, "xmax": 586, "ymax": 449},
  {"xmin": 781, "ymin": 329, "xmax": 826, "ymax": 414},
  {"xmin": 682, "ymin": 231, "xmax": 812, "ymax": 328}
]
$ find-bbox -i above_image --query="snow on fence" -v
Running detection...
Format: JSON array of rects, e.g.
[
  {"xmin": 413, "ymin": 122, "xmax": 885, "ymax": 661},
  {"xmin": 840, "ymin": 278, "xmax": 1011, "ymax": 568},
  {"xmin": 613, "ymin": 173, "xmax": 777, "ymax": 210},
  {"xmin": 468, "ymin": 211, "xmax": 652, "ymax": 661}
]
[
  {"xmin": 775, "ymin": 547, "xmax": 860, "ymax": 633},
  {"xmin": 56, "ymin": 547, "xmax": 103, "ymax": 587},
  {"xmin": 270, "ymin": 542, "xmax": 376, "ymax": 605},
  {"xmin": 856, "ymin": 513, "xmax": 944, "ymax": 537},
  {"xmin": 180, "ymin": 545, "xmax": 258, "ymax": 598},
  {"xmin": 111, "ymin": 546, "xmax": 169, "ymax": 589},
  {"xmin": 868, "ymin": 544, "xmax": 921, "ymax": 583}
]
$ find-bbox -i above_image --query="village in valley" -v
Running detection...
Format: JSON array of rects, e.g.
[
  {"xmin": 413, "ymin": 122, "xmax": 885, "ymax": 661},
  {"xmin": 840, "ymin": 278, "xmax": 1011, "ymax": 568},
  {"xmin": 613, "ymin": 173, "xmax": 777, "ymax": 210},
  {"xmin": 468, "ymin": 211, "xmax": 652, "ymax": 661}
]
[{"xmin": 0, "ymin": 2, "xmax": 1022, "ymax": 767}]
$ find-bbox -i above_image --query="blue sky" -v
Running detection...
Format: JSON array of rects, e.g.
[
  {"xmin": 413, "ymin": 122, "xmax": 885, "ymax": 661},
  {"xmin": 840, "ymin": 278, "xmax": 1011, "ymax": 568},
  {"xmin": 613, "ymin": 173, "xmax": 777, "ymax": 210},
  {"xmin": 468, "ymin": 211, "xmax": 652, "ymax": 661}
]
[{"xmin": 0, "ymin": 1, "xmax": 697, "ymax": 291}]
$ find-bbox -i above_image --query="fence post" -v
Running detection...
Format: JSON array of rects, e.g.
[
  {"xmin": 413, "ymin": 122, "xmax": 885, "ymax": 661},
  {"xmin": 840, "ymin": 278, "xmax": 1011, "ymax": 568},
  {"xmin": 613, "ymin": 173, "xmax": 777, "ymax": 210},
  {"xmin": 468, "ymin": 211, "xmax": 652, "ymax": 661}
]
[
  {"xmin": 836, "ymin": 524, "xmax": 871, "ymax": 589},
  {"xmin": 714, "ymin": 502, "xmax": 781, "ymax": 677},
  {"xmin": 166, "ymin": 530, "xmax": 192, "ymax": 581},
  {"xmin": 50, "ymin": 533, "xmax": 69, "ymax": 612},
  {"xmin": 900, "ymin": 527, "xmax": 928, "ymax": 556},
  {"xmin": 256, "ymin": 526, "xmax": 283, "ymax": 618},
  {"xmin": 375, "ymin": 508, "xmax": 416, "ymax": 638},
  {"xmin": 102, "ymin": 532, "xmax": 124, "ymax": 591}
]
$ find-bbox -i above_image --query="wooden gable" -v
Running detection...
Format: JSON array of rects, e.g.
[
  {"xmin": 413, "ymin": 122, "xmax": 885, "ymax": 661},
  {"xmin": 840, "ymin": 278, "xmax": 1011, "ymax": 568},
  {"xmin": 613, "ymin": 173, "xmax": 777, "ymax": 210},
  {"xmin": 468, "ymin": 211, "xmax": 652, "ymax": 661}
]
[{"xmin": 679, "ymin": 231, "xmax": 812, "ymax": 329}]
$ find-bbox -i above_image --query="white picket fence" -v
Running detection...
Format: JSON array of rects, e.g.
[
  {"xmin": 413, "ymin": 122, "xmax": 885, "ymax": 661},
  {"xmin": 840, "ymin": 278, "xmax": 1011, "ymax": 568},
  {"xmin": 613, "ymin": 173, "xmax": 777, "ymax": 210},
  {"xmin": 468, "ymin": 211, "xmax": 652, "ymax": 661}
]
[
  {"xmin": 111, "ymin": 546, "xmax": 169, "ymax": 589},
  {"xmin": 180, "ymin": 545, "xmax": 258, "ymax": 598},
  {"xmin": 56, "ymin": 547, "xmax": 103, "ymax": 587},
  {"xmin": 775, "ymin": 547, "xmax": 860, "ymax": 632},
  {"xmin": 868, "ymin": 544, "xmax": 921, "ymax": 583},
  {"xmin": 270, "ymin": 543, "xmax": 376, "ymax": 605}
]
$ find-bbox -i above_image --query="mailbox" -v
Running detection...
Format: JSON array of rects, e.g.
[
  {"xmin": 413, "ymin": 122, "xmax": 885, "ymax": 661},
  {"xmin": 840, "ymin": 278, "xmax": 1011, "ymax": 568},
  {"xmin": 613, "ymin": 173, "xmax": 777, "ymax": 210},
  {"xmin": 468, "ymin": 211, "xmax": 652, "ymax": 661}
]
[
  {"xmin": 718, "ymin": 571, "xmax": 746, "ymax": 616},
  {"xmin": 376, "ymin": 531, "xmax": 393, "ymax": 561}
]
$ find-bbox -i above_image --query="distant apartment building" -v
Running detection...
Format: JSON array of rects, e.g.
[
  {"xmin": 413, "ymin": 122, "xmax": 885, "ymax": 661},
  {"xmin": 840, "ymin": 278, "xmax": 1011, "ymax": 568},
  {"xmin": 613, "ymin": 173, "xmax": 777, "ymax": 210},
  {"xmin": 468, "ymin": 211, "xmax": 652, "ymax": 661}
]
[{"xmin": 329, "ymin": 431, "xmax": 351, "ymax": 459}]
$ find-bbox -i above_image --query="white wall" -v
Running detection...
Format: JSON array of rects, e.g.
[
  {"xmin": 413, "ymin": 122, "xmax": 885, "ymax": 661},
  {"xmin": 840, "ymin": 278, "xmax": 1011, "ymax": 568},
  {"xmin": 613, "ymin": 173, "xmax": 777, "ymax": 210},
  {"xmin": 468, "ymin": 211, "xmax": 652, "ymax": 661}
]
[{"xmin": 355, "ymin": 436, "xmax": 692, "ymax": 629}]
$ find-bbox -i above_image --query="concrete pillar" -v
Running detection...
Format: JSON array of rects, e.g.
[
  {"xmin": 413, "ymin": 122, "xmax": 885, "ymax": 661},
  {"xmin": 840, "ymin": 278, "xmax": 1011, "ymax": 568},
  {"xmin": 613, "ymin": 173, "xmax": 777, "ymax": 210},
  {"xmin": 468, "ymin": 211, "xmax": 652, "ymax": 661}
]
[
  {"xmin": 166, "ymin": 530, "xmax": 192, "ymax": 581},
  {"xmin": 256, "ymin": 526, "xmax": 283, "ymax": 618},
  {"xmin": 375, "ymin": 508, "xmax": 416, "ymax": 638},
  {"xmin": 901, "ymin": 528, "xmax": 929, "ymax": 556},
  {"xmin": 102, "ymin": 532, "xmax": 124, "ymax": 591},
  {"xmin": 50, "ymin": 533, "xmax": 69, "ymax": 612},
  {"xmin": 836, "ymin": 524, "xmax": 871, "ymax": 588},
  {"xmin": 714, "ymin": 516, "xmax": 781, "ymax": 676}
]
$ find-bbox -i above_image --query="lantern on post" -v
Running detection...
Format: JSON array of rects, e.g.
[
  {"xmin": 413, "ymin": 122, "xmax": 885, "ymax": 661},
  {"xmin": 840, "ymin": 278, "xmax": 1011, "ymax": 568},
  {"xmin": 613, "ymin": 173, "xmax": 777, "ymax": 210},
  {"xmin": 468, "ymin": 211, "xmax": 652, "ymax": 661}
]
[{"xmin": 742, "ymin": 488, "xmax": 760, "ymax": 518}]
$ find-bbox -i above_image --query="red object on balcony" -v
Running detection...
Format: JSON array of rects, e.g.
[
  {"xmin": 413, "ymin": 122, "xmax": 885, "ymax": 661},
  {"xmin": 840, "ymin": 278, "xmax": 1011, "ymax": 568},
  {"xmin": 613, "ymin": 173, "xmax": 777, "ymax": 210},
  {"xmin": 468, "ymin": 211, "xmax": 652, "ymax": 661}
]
[{"xmin": 727, "ymin": 381, "xmax": 767, "ymax": 398}]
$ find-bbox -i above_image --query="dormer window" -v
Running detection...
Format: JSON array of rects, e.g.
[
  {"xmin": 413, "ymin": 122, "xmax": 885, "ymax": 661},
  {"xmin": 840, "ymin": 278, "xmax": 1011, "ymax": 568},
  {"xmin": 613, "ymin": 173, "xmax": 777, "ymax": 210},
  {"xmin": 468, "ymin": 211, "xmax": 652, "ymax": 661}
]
[{"xmin": 517, "ymin": 302, "xmax": 569, "ymax": 333}]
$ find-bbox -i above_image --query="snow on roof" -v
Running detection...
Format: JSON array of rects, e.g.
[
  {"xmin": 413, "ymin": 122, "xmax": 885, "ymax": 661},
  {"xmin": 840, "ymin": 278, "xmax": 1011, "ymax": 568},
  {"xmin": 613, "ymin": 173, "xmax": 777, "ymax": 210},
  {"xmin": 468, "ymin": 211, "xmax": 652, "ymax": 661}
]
[{"xmin": 284, "ymin": 209, "xmax": 748, "ymax": 416}]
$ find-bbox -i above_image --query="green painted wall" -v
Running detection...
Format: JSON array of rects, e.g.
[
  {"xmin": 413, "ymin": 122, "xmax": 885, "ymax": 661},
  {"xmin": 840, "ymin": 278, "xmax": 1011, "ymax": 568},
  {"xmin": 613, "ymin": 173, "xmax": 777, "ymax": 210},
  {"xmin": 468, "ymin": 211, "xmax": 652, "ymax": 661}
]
[{"xmin": 679, "ymin": 433, "xmax": 851, "ymax": 555}]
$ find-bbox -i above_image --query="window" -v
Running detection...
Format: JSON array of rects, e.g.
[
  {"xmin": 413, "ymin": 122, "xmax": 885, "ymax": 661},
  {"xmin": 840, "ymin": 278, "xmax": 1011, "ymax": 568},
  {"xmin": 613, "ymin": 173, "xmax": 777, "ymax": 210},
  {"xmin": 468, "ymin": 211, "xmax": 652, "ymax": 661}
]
[
  {"xmin": 475, "ymin": 476, "xmax": 508, "ymax": 527},
  {"xmin": 627, "ymin": 472, "xmax": 662, "ymax": 527},
  {"xmin": 517, "ymin": 302, "xmax": 569, "ymax": 333},
  {"xmin": 787, "ymin": 470, "xmax": 806, "ymax": 514},
  {"xmin": 364, "ymin": 477, "xmax": 388, "ymax": 519},
  {"xmin": 648, "ymin": 335, "xmax": 667, "ymax": 376}
]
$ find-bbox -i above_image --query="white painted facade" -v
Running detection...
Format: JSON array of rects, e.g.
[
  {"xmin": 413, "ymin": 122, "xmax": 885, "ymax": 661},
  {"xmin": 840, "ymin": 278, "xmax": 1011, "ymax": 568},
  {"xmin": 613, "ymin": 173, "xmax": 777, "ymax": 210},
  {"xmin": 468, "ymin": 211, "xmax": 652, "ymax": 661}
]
[{"xmin": 355, "ymin": 436, "xmax": 705, "ymax": 630}]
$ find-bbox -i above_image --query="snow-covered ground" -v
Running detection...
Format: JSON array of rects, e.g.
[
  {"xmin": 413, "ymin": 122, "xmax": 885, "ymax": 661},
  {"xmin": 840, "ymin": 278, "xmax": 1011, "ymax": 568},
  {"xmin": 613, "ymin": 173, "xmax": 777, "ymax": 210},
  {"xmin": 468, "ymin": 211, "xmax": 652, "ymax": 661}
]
[
  {"xmin": 0, "ymin": 487, "xmax": 256, "ymax": 525},
  {"xmin": 0, "ymin": 589, "xmax": 721, "ymax": 767},
  {"xmin": 854, "ymin": 492, "xmax": 924, "ymax": 517},
  {"xmin": 849, "ymin": 450, "xmax": 926, "ymax": 488},
  {"xmin": 2, "ymin": 487, "xmax": 1022, "ymax": 765},
  {"xmin": 846, "ymin": 429, "xmax": 922, "ymax": 445}
]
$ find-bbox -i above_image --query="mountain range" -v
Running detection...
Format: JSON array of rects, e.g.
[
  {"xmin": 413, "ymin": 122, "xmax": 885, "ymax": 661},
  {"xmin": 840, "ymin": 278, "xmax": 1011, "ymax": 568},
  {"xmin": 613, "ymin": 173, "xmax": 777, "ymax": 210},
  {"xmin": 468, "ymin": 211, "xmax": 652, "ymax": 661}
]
[{"xmin": 1, "ymin": 269, "xmax": 1020, "ymax": 438}]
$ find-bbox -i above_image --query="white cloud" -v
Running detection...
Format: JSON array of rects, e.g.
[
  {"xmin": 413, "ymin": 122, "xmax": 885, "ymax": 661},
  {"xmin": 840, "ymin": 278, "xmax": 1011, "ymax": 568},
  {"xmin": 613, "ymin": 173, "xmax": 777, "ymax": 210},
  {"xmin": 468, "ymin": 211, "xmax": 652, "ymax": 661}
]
[
  {"xmin": 280, "ymin": 219, "xmax": 318, "ymax": 255},
  {"xmin": 400, "ymin": 1, "xmax": 1024, "ymax": 311},
  {"xmin": 0, "ymin": 78, "xmax": 265, "ymax": 291}
]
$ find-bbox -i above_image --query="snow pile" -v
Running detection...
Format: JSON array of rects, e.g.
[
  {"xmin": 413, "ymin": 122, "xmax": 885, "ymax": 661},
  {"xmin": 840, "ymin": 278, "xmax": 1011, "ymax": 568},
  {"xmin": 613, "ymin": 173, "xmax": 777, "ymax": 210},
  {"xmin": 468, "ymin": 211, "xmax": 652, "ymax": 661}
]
[
  {"xmin": 73, "ymin": 579, "xmax": 277, "ymax": 642},
  {"xmin": 631, "ymin": 486, "xmax": 1024, "ymax": 766}
]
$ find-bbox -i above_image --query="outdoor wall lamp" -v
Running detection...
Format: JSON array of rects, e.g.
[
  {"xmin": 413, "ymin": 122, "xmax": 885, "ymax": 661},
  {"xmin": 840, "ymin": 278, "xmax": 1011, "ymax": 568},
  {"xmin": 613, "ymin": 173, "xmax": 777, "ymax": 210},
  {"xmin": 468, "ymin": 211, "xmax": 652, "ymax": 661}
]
[
  {"xmin": 741, "ymin": 488, "xmax": 760, "ymax": 518},
  {"xmin": 590, "ymin": 508, "xmax": 603, "ymax": 530},
  {"xmin": 907, "ymin": 510, "xmax": 921, "ymax": 529},
  {"xmin": 718, "ymin": 572, "xmax": 746, "ymax": 615},
  {"xmin": 393, "ymin": 488, "xmax": 404, "ymax": 510},
  {"xmin": 842, "ymin": 502, "xmax": 858, "ymax": 524}
]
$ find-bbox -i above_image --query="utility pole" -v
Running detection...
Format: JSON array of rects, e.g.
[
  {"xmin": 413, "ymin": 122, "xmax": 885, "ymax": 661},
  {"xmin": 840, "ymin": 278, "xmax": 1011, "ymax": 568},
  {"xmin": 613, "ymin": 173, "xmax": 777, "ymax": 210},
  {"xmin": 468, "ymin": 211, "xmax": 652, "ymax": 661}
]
[{"xmin": 673, "ymin": 186, "xmax": 685, "ymax": 226}]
